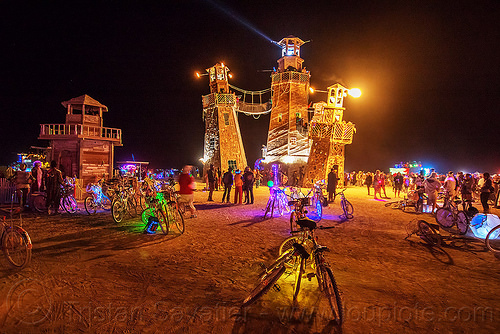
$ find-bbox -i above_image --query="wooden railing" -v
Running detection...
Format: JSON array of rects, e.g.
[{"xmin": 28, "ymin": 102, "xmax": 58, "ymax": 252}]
[{"xmin": 39, "ymin": 124, "xmax": 122, "ymax": 142}]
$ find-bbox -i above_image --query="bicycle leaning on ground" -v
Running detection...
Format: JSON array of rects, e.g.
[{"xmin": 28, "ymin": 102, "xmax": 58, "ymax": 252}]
[
  {"xmin": 242, "ymin": 218, "xmax": 343, "ymax": 324},
  {"xmin": 0, "ymin": 196, "xmax": 32, "ymax": 268},
  {"xmin": 32, "ymin": 177, "xmax": 78, "ymax": 214},
  {"xmin": 336, "ymin": 188, "xmax": 353, "ymax": 220}
]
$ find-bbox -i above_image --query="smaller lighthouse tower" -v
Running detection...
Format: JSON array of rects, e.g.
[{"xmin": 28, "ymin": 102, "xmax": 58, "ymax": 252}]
[{"xmin": 201, "ymin": 63, "xmax": 247, "ymax": 175}]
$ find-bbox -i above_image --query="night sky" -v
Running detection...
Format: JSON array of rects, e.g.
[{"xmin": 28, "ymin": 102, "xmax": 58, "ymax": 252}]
[{"xmin": 1, "ymin": 0, "xmax": 499, "ymax": 174}]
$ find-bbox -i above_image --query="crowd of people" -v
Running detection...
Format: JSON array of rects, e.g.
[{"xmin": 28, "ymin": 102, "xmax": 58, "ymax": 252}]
[
  {"xmin": 204, "ymin": 164, "xmax": 262, "ymax": 205},
  {"xmin": 344, "ymin": 170, "xmax": 500, "ymax": 214}
]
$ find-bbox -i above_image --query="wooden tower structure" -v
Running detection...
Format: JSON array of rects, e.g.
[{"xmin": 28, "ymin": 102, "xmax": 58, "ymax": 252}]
[
  {"xmin": 303, "ymin": 84, "xmax": 356, "ymax": 187},
  {"xmin": 265, "ymin": 36, "xmax": 311, "ymax": 164},
  {"xmin": 201, "ymin": 63, "xmax": 247, "ymax": 175},
  {"xmin": 38, "ymin": 94, "xmax": 122, "ymax": 185}
]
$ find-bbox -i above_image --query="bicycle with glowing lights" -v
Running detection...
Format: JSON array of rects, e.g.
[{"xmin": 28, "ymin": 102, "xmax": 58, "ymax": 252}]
[
  {"xmin": 1, "ymin": 195, "xmax": 32, "ymax": 268},
  {"xmin": 242, "ymin": 218, "xmax": 342, "ymax": 324},
  {"xmin": 84, "ymin": 179, "xmax": 112, "ymax": 214},
  {"xmin": 141, "ymin": 190, "xmax": 185, "ymax": 235},
  {"xmin": 263, "ymin": 186, "xmax": 289, "ymax": 219}
]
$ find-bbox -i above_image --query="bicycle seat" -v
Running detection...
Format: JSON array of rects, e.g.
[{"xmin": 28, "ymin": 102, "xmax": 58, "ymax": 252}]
[{"xmin": 297, "ymin": 218, "xmax": 317, "ymax": 231}]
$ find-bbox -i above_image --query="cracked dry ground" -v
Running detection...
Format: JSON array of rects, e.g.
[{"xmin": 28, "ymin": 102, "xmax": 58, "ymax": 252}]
[{"xmin": 0, "ymin": 186, "xmax": 499, "ymax": 334}]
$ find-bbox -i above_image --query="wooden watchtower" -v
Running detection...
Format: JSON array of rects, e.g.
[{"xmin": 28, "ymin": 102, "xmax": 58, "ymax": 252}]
[
  {"xmin": 266, "ymin": 36, "xmax": 311, "ymax": 164},
  {"xmin": 303, "ymin": 84, "xmax": 356, "ymax": 187},
  {"xmin": 38, "ymin": 94, "xmax": 122, "ymax": 185},
  {"xmin": 201, "ymin": 63, "xmax": 247, "ymax": 175}
]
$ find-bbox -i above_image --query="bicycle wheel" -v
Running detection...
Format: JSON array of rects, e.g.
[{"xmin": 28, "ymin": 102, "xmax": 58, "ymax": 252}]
[
  {"xmin": 485, "ymin": 224, "xmax": 500, "ymax": 253},
  {"xmin": 316, "ymin": 198, "xmax": 323, "ymax": 220},
  {"xmin": 319, "ymin": 266, "xmax": 343, "ymax": 324},
  {"xmin": 167, "ymin": 203, "xmax": 185, "ymax": 234},
  {"xmin": 293, "ymin": 258, "xmax": 305, "ymax": 301},
  {"xmin": 112, "ymin": 200, "xmax": 125, "ymax": 223},
  {"xmin": 242, "ymin": 264, "xmax": 286, "ymax": 307},
  {"xmin": 341, "ymin": 199, "xmax": 354, "ymax": 219},
  {"xmin": 435, "ymin": 208, "xmax": 454, "ymax": 228},
  {"xmin": 84, "ymin": 196, "xmax": 97, "ymax": 215},
  {"xmin": 33, "ymin": 194, "xmax": 47, "ymax": 213},
  {"xmin": 279, "ymin": 236, "xmax": 302, "ymax": 268},
  {"xmin": 456, "ymin": 211, "xmax": 469, "ymax": 235},
  {"xmin": 417, "ymin": 220, "xmax": 441, "ymax": 246},
  {"xmin": 264, "ymin": 198, "xmax": 272, "ymax": 219},
  {"xmin": 63, "ymin": 196, "xmax": 78, "ymax": 214},
  {"xmin": 2, "ymin": 228, "xmax": 32, "ymax": 268},
  {"xmin": 156, "ymin": 208, "xmax": 169, "ymax": 235}
]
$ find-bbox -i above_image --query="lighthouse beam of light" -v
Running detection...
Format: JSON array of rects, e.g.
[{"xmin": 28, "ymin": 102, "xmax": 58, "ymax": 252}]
[{"xmin": 205, "ymin": 0, "xmax": 279, "ymax": 47}]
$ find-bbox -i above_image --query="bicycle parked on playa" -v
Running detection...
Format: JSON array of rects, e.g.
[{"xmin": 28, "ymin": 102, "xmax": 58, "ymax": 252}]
[
  {"xmin": 141, "ymin": 190, "xmax": 185, "ymax": 235},
  {"xmin": 486, "ymin": 223, "xmax": 500, "ymax": 253},
  {"xmin": 32, "ymin": 177, "xmax": 78, "ymax": 214},
  {"xmin": 336, "ymin": 188, "xmax": 353, "ymax": 220},
  {"xmin": 404, "ymin": 219, "xmax": 441, "ymax": 247},
  {"xmin": 242, "ymin": 218, "xmax": 343, "ymax": 325},
  {"xmin": 435, "ymin": 197, "xmax": 470, "ymax": 235},
  {"xmin": 1, "ymin": 195, "xmax": 32, "ymax": 268},
  {"xmin": 84, "ymin": 180, "xmax": 112, "ymax": 214}
]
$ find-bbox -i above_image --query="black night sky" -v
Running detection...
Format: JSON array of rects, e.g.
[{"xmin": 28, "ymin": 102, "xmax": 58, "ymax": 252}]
[{"xmin": 1, "ymin": 0, "xmax": 499, "ymax": 174}]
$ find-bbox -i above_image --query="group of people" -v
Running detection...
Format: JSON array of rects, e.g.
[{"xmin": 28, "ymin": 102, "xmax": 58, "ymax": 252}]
[
  {"xmin": 348, "ymin": 169, "xmax": 498, "ymax": 214},
  {"xmin": 10, "ymin": 161, "xmax": 66, "ymax": 214},
  {"xmin": 206, "ymin": 165, "xmax": 258, "ymax": 205}
]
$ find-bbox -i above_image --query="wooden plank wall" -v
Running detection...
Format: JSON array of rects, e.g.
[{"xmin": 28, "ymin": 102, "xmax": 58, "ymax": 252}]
[{"xmin": 81, "ymin": 140, "xmax": 111, "ymax": 186}]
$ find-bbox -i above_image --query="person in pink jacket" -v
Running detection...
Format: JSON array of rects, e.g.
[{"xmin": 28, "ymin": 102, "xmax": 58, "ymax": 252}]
[{"xmin": 233, "ymin": 170, "xmax": 243, "ymax": 204}]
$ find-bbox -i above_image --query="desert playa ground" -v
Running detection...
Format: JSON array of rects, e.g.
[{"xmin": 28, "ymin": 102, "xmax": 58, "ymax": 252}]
[{"xmin": 0, "ymin": 185, "xmax": 499, "ymax": 334}]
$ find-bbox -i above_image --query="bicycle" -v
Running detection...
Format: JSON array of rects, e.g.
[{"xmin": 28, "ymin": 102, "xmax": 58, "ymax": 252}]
[
  {"xmin": 384, "ymin": 190, "xmax": 425, "ymax": 213},
  {"xmin": 435, "ymin": 196, "xmax": 469, "ymax": 235},
  {"xmin": 485, "ymin": 223, "xmax": 500, "ymax": 253},
  {"xmin": 141, "ymin": 191, "xmax": 185, "ymax": 234},
  {"xmin": 404, "ymin": 219, "xmax": 441, "ymax": 247},
  {"xmin": 84, "ymin": 181, "xmax": 112, "ymax": 215},
  {"xmin": 32, "ymin": 177, "xmax": 78, "ymax": 214},
  {"xmin": 263, "ymin": 186, "xmax": 289, "ymax": 219},
  {"xmin": 242, "ymin": 218, "xmax": 343, "ymax": 324},
  {"xmin": 309, "ymin": 180, "xmax": 327, "ymax": 221},
  {"xmin": 1, "ymin": 195, "xmax": 32, "ymax": 268},
  {"xmin": 336, "ymin": 189, "xmax": 353, "ymax": 219},
  {"xmin": 111, "ymin": 183, "xmax": 138, "ymax": 223}
]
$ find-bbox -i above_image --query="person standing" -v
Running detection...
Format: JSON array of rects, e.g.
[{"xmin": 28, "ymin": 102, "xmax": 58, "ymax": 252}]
[
  {"xmin": 233, "ymin": 170, "xmax": 243, "ymax": 204},
  {"xmin": 373, "ymin": 170, "xmax": 382, "ymax": 199},
  {"xmin": 254, "ymin": 169, "xmax": 262, "ymax": 188},
  {"xmin": 31, "ymin": 161, "xmax": 45, "ymax": 192},
  {"xmin": 207, "ymin": 164, "xmax": 215, "ymax": 202},
  {"xmin": 393, "ymin": 172, "xmax": 404, "ymax": 198},
  {"xmin": 45, "ymin": 161, "xmax": 64, "ymax": 214},
  {"xmin": 327, "ymin": 168, "xmax": 338, "ymax": 202},
  {"xmin": 179, "ymin": 165, "xmax": 197, "ymax": 218},
  {"xmin": 243, "ymin": 166, "xmax": 255, "ymax": 204},
  {"xmin": 14, "ymin": 163, "xmax": 34, "ymax": 210},
  {"xmin": 222, "ymin": 167, "xmax": 233, "ymax": 203},
  {"xmin": 460, "ymin": 173, "xmax": 474, "ymax": 212},
  {"xmin": 480, "ymin": 172, "xmax": 494, "ymax": 213},
  {"xmin": 443, "ymin": 171, "xmax": 457, "ymax": 201},
  {"xmin": 364, "ymin": 172, "xmax": 373, "ymax": 195},
  {"xmin": 424, "ymin": 172, "xmax": 442, "ymax": 214}
]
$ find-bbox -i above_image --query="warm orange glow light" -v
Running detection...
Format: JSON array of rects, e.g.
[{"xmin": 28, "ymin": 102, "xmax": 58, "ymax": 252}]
[
  {"xmin": 228, "ymin": 73, "xmax": 233, "ymax": 79},
  {"xmin": 348, "ymin": 88, "xmax": 362, "ymax": 98},
  {"xmin": 309, "ymin": 87, "xmax": 315, "ymax": 93},
  {"xmin": 195, "ymin": 72, "xmax": 200, "ymax": 78}
]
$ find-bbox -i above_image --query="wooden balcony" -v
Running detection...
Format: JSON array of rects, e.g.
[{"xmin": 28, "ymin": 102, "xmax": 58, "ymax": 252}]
[{"xmin": 38, "ymin": 124, "xmax": 122, "ymax": 145}]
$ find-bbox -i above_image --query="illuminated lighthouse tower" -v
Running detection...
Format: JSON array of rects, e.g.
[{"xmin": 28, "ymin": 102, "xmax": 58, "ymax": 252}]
[
  {"xmin": 201, "ymin": 63, "xmax": 247, "ymax": 175},
  {"xmin": 265, "ymin": 36, "xmax": 310, "ymax": 164}
]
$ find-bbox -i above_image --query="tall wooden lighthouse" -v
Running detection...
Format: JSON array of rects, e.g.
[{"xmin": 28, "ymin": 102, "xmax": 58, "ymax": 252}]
[
  {"xmin": 38, "ymin": 94, "xmax": 122, "ymax": 185},
  {"xmin": 265, "ymin": 36, "xmax": 311, "ymax": 164},
  {"xmin": 201, "ymin": 63, "xmax": 247, "ymax": 175}
]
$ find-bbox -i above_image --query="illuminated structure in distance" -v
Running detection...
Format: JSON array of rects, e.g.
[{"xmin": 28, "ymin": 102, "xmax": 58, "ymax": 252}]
[
  {"xmin": 265, "ymin": 36, "xmax": 311, "ymax": 165},
  {"xmin": 201, "ymin": 63, "xmax": 247, "ymax": 175},
  {"xmin": 38, "ymin": 94, "xmax": 122, "ymax": 185},
  {"xmin": 303, "ymin": 84, "xmax": 357, "ymax": 188}
]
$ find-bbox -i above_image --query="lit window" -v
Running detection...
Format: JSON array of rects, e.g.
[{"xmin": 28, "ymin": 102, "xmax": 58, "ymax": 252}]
[
  {"xmin": 228, "ymin": 160, "xmax": 237, "ymax": 171},
  {"xmin": 278, "ymin": 114, "xmax": 282, "ymax": 122},
  {"xmin": 209, "ymin": 138, "xmax": 216, "ymax": 150}
]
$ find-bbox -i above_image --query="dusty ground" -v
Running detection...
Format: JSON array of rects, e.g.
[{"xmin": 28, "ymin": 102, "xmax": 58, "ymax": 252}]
[{"xmin": 0, "ymin": 185, "xmax": 499, "ymax": 334}]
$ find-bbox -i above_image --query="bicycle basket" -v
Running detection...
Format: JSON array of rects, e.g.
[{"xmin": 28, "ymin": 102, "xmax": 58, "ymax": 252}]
[{"xmin": 144, "ymin": 216, "xmax": 159, "ymax": 234}]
